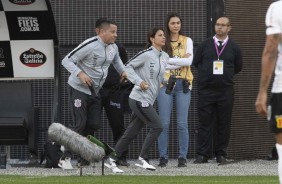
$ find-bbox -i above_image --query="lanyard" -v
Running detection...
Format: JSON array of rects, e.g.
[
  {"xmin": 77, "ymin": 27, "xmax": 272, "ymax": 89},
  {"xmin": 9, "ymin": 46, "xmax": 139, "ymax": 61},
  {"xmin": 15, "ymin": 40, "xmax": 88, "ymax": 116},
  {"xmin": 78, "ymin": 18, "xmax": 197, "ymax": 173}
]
[{"xmin": 214, "ymin": 39, "xmax": 228, "ymax": 60}]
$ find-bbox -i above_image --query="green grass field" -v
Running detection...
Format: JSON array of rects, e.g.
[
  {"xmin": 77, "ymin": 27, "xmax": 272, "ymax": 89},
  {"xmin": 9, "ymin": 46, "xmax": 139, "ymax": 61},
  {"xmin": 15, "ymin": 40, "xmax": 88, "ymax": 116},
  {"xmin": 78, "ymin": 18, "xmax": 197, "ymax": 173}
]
[{"xmin": 0, "ymin": 175, "xmax": 278, "ymax": 184}]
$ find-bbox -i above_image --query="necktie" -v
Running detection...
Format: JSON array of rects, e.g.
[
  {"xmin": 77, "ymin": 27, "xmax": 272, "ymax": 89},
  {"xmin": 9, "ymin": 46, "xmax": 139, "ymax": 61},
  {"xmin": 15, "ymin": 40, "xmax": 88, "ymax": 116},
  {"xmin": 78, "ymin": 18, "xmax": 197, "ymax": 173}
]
[{"xmin": 218, "ymin": 41, "xmax": 223, "ymax": 50}]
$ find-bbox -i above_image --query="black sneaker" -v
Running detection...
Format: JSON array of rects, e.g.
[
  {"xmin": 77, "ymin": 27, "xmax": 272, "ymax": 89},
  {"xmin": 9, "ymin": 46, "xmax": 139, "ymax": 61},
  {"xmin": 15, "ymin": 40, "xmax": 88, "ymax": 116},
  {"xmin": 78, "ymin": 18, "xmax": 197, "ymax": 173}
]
[
  {"xmin": 77, "ymin": 157, "xmax": 90, "ymax": 167},
  {"xmin": 193, "ymin": 155, "xmax": 208, "ymax": 164},
  {"xmin": 216, "ymin": 155, "xmax": 227, "ymax": 164},
  {"xmin": 116, "ymin": 157, "xmax": 130, "ymax": 166},
  {"xmin": 178, "ymin": 157, "xmax": 187, "ymax": 167},
  {"xmin": 158, "ymin": 157, "xmax": 168, "ymax": 167}
]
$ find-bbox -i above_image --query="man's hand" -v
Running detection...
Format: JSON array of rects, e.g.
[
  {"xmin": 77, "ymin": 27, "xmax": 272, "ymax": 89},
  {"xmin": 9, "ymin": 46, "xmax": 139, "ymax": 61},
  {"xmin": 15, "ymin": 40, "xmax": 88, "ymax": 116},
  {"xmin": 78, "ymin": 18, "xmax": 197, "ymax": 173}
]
[
  {"xmin": 255, "ymin": 92, "xmax": 268, "ymax": 116},
  {"xmin": 78, "ymin": 71, "xmax": 92, "ymax": 86},
  {"xmin": 120, "ymin": 71, "xmax": 127, "ymax": 82}
]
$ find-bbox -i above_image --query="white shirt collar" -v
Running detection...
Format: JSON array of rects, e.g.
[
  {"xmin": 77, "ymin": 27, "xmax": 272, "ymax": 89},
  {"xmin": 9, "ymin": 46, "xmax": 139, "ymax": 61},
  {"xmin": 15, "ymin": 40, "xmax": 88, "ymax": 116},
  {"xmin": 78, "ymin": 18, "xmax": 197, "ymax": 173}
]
[{"xmin": 213, "ymin": 35, "xmax": 229, "ymax": 46}]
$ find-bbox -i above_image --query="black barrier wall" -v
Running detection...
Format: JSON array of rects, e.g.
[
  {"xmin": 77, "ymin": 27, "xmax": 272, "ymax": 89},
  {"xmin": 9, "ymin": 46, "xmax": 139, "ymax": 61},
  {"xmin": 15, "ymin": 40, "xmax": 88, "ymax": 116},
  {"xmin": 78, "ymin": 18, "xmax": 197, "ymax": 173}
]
[
  {"xmin": 52, "ymin": 0, "xmax": 276, "ymax": 160},
  {"xmin": 0, "ymin": 0, "xmax": 275, "ymax": 161},
  {"xmin": 225, "ymin": 0, "xmax": 274, "ymax": 159}
]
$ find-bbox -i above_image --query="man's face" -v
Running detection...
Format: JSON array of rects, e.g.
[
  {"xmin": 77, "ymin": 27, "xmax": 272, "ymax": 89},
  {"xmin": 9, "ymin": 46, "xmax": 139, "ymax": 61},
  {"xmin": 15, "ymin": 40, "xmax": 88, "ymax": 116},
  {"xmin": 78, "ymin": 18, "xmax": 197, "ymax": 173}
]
[
  {"xmin": 99, "ymin": 24, "xmax": 118, "ymax": 44},
  {"xmin": 215, "ymin": 17, "xmax": 231, "ymax": 37}
]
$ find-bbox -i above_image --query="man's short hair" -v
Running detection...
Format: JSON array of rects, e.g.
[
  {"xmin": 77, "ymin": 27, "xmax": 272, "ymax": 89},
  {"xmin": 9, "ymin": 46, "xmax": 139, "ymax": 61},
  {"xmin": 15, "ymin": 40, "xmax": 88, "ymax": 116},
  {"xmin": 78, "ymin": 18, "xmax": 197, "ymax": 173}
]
[{"xmin": 95, "ymin": 17, "xmax": 117, "ymax": 29}]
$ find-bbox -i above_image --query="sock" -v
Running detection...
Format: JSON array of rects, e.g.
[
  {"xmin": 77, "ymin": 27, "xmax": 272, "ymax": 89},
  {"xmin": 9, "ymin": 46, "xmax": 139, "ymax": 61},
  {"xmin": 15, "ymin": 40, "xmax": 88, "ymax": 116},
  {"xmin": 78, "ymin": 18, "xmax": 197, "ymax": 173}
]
[{"xmin": 276, "ymin": 143, "xmax": 282, "ymax": 184}]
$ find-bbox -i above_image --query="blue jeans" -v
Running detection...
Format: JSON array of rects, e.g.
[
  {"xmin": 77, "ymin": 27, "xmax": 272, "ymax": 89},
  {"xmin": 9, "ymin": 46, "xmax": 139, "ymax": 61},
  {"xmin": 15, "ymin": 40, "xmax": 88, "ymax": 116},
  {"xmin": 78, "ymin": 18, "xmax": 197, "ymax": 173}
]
[{"xmin": 157, "ymin": 79, "xmax": 191, "ymax": 159}]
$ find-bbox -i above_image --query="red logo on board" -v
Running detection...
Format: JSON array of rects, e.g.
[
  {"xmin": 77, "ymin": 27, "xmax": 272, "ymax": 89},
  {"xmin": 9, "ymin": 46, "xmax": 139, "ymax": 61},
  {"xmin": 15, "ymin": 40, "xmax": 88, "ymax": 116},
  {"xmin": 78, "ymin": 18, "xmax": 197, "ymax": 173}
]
[
  {"xmin": 20, "ymin": 48, "xmax": 47, "ymax": 67},
  {"xmin": 9, "ymin": 0, "xmax": 35, "ymax": 5}
]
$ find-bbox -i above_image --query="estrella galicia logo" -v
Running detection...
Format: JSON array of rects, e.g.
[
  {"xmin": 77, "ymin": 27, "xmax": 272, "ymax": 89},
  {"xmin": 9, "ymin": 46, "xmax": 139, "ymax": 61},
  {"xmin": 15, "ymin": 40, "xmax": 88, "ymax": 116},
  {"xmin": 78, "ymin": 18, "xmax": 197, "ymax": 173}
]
[
  {"xmin": 9, "ymin": 0, "xmax": 35, "ymax": 5},
  {"xmin": 20, "ymin": 48, "xmax": 46, "ymax": 67}
]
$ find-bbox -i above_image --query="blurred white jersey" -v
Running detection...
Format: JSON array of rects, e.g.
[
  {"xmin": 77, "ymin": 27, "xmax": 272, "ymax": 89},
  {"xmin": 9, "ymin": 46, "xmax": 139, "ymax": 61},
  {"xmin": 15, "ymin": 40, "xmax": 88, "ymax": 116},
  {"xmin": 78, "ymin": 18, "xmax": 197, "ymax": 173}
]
[{"xmin": 265, "ymin": 0, "xmax": 282, "ymax": 93}]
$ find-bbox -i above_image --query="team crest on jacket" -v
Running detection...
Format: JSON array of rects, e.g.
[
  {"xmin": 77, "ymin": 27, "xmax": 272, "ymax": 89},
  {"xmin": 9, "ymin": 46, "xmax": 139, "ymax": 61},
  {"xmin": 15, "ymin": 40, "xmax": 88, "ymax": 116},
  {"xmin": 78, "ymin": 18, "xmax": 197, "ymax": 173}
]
[
  {"xmin": 107, "ymin": 49, "xmax": 115, "ymax": 60},
  {"xmin": 74, "ymin": 99, "xmax": 82, "ymax": 108}
]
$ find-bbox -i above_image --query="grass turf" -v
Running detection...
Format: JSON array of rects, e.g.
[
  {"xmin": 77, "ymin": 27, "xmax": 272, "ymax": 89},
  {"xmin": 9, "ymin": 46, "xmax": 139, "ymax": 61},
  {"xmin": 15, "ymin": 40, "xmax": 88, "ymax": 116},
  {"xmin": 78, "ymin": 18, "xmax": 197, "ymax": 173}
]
[{"xmin": 0, "ymin": 175, "xmax": 278, "ymax": 184}]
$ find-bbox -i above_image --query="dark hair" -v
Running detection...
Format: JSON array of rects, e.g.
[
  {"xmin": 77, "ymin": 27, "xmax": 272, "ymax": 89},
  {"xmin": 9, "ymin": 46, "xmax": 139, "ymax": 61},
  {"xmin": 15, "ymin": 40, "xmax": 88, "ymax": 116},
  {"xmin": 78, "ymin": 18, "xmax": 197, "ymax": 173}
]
[
  {"xmin": 163, "ymin": 12, "xmax": 183, "ymax": 57},
  {"xmin": 217, "ymin": 16, "xmax": 231, "ymax": 26},
  {"xmin": 145, "ymin": 27, "xmax": 165, "ymax": 49},
  {"xmin": 95, "ymin": 17, "xmax": 117, "ymax": 29}
]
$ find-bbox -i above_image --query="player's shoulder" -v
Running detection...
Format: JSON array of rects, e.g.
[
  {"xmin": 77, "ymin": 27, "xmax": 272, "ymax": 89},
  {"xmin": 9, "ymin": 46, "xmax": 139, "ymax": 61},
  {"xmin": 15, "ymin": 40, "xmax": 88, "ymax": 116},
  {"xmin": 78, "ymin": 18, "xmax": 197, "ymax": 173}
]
[
  {"xmin": 82, "ymin": 36, "xmax": 98, "ymax": 44},
  {"xmin": 132, "ymin": 47, "xmax": 152, "ymax": 58},
  {"xmin": 125, "ymin": 47, "xmax": 152, "ymax": 65},
  {"xmin": 268, "ymin": 0, "xmax": 282, "ymax": 13},
  {"xmin": 161, "ymin": 50, "xmax": 169, "ymax": 58},
  {"xmin": 271, "ymin": 0, "xmax": 282, "ymax": 7}
]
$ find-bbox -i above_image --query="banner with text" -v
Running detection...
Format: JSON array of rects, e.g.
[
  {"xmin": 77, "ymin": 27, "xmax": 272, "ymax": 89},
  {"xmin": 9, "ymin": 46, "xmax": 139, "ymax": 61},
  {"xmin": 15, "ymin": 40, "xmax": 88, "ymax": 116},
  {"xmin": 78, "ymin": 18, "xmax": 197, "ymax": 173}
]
[{"xmin": 0, "ymin": 0, "xmax": 55, "ymax": 79}]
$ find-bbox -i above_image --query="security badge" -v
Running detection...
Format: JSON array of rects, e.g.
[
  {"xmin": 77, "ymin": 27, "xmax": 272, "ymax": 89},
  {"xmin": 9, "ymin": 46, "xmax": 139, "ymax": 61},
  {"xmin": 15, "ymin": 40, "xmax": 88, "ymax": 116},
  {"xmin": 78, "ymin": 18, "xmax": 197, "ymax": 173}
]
[
  {"xmin": 213, "ymin": 38, "xmax": 228, "ymax": 75},
  {"xmin": 276, "ymin": 115, "xmax": 282, "ymax": 128},
  {"xmin": 213, "ymin": 60, "xmax": 224, "ymax": 75}
]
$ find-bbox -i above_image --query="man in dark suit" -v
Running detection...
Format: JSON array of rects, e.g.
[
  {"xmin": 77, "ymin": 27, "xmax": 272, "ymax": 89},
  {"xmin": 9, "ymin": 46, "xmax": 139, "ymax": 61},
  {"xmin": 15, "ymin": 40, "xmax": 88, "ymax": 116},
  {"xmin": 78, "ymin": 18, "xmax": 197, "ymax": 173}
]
[{"xmin": 193, "ymin": 17, "xmax": 243, "ymax": 164}]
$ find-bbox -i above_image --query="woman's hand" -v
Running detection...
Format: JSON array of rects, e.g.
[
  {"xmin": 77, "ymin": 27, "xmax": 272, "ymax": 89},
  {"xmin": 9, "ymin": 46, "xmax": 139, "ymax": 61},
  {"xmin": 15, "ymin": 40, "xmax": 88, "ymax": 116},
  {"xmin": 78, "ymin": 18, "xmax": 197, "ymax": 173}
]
[{"xmin": 140, "ymin": 81, "xmax": 149, "ymax": 90}]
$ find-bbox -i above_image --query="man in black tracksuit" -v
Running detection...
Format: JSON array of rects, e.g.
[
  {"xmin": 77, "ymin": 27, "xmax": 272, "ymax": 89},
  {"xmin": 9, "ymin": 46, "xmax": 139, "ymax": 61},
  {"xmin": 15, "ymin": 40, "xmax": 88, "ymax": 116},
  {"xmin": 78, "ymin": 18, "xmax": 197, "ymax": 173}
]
[
  {"xmin": 100, "ymin": 42, "xmax": 133, "ymax": 166},
  {"xmin": 193, "ymin": 17, "xmax": 242, "ymax": 164}
]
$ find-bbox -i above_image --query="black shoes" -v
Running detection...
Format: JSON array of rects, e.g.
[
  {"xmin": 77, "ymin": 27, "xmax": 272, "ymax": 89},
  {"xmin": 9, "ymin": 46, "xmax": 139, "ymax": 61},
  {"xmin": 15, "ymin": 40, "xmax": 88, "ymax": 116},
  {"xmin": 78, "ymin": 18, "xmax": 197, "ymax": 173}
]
[
  {"xmin": 193, "ymin": 155, "xmax": 208, "ymax": 164},
  {"xmin": 158, "ymin": 157, "xmax": 187, "ymax": 167},
  {"xmin": 116, "ymin": 157, "xmax": 130, "ymax": 166},
  {"xmin": 178, "ymin": 157, "xmax": 187, "ymax": 167},
  {"xmin": 193, "ymin": 155, "xmax": 227, "ymax": 164},
  {"xmin": 216, "ymin": 155, "xmax": 227, "ymax": 164},
  {"xmin": 77, "ymin": 157, "xmax": 90, "ymax": 167},
  {"xmin": 158, "ymin": 157, "xmax": 168, "ymax": 167}
]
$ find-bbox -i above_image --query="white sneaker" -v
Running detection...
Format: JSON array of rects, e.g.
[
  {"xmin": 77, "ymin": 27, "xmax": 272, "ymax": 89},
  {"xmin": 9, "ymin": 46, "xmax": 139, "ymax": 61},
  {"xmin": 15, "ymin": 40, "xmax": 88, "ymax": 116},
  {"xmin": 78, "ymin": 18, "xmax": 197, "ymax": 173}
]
[
  {"xmin": 135, "ymin": 157, "xmax": 156, "ymax": 171},
  {"xmin": 104, "ymin": 158, "xmax": 124, "ymax": 173},
  {"xmin": 58, "ymin": 157, "xmax": 73, "ymax": 170}
]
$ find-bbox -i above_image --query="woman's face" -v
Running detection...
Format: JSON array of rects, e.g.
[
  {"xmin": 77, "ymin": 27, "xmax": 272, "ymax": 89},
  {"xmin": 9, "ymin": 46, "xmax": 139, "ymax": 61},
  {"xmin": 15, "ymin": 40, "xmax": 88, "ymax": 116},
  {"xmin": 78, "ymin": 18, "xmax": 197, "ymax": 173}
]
[
  {"xmin": 151, "ymin": 30, "xmax": 166, "ymax": 47},
  {"xmin": 168, "ymin": 17, "xmax": 181, "ymax": 34}
]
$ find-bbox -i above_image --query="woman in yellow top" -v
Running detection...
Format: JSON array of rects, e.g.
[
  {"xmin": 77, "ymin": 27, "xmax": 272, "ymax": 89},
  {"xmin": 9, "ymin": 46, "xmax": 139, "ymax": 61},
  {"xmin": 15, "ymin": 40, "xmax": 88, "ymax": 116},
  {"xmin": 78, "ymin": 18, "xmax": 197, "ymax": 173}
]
[{"xmin": 157, "ymin": 12, "xmax": 193, "ymax": 167}]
